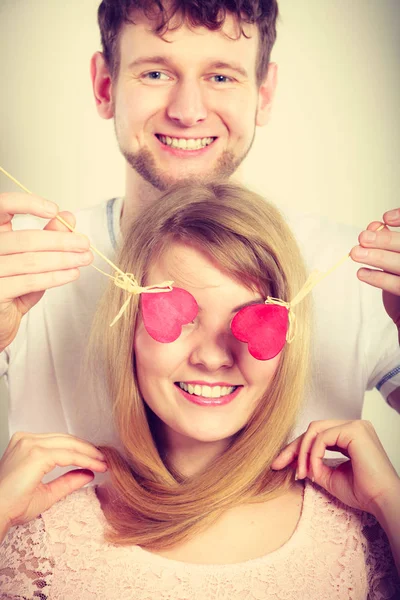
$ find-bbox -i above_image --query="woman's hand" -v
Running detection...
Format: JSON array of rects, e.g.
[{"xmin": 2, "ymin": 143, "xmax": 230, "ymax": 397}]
[
  {"xmin": 0, "ymin": 432, "xmax": 107, "ymax": 538},
  {"xmin": 271, "ymin": 420, "xmax": 400, "ymax": 518}
]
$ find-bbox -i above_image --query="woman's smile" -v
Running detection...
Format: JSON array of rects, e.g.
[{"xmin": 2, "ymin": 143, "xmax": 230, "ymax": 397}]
[{"xmin": 175, "ymin": 381, "xmax": 243, "ymax": 406}]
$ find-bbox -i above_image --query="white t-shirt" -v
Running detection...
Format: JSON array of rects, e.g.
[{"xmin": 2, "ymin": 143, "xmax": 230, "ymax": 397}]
[{"xmin": 1, "ymin": 198, "xmax": 399, "ymax": 446}]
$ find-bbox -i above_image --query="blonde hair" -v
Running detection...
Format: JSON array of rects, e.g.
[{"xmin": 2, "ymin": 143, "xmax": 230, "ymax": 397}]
[{"xmin": 93, "ymin": 181, "xmax": 311, "ymax": 549}]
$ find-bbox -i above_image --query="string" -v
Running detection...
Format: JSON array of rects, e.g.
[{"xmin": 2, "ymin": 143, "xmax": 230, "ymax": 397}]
[
  {"xmin": 0, "ymin": 165, "xmax": 387, "ymax": 336},
  {"xmin": 266, "ymin": 223, "xmax": 385, "ymax": 342},
  {"xmin": 0, "ymin": 166, "xmax": 173, "ymax": 325}
]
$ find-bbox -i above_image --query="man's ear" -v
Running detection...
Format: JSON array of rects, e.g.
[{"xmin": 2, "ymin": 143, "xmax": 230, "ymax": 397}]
[
  {"xmin": 256, "ymin": 62, "xmax": 278, "ymax": 127},
  {"xmin": 90, "ymin": 51, "xmax": 114, "ymax": 119}
]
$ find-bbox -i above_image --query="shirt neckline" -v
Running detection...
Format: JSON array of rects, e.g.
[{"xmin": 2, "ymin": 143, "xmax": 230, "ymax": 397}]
[{"xmin": 85, "ymin": 479, "xmax": 314, "ymax": 571}]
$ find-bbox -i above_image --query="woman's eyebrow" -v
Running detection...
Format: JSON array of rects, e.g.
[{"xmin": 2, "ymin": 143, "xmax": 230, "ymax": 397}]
[{"xmin": 230, "ymin": 299, "xmax": 265, "ymax": 314}]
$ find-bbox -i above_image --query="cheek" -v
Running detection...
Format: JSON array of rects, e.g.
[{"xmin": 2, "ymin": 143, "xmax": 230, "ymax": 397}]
[
  {"xmin": 115, "ymin": 86, "xmax": 166, "ymax": 135},
  {"xmin": 239, "ymin": 350, "xmax": 281, "ymax": 388},
  {"xmin": 134, "ymin": 322, "xmax": 188, "ymax": 381},
  {"xmin": 214, "ymin": 90, "xmax": 257, "ymax": 132}
]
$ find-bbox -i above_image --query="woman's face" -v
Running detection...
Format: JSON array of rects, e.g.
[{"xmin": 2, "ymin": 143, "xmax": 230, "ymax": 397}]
[{"xmin": 134, "ymin": 243, "xmax": 282, "ymax": 446}]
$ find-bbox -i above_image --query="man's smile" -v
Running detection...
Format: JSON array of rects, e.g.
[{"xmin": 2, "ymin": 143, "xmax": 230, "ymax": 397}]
[{"xmin": 155, "ymin": 134, "xmax": 217, "ymax": 151}]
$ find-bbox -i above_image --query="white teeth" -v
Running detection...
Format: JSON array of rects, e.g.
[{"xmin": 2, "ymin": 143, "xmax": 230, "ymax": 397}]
[
  {"xmin": 178, "ymin": 382, "xmax": 236, "ymax": 398},
  {"xmin": 158, "ymin": 136, "xmax": 214, "ymax": 150},
  {"xmin": 211, "ymin": 386, "xmax": 221, "ymax": 398},
  {"xmin": 202, "ymin": 385, "xmax": 212, "ymax": 398}
]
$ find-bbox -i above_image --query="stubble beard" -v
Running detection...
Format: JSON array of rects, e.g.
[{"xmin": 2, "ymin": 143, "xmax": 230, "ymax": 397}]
[{"xmin": 116, "ymin": 130, "xmax": 256, "ymax": 192}]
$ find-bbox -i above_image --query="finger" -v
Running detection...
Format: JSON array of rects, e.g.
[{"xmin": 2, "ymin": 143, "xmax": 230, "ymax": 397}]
[
  {"xmin": 0, "ymin": 250, "xmax": 93, "ymax": 278},
  {"xmin": 383, "ymin": 209, "xmax": 400, "ymax": 227},
  {"xmin": 43, "ymin": 210, "xmax": 76, "ymax": 233},
  {"xmin": 357, "ymin": 227, "xmax": 400, "ymax": 252},
  {"xmin": 309, "ymin": 426, "xmax": 352, "ymax": 482},
  {"xmin": 43, "ymin": 469, "xmax": 96, "ymax": 509},
  {"xmin": 366, "ymin": 221, "xmax": 388, "ymax": 233},
  {"xmin": 296, "ymin": 434, "xmax": 317, "ymax": 480},
  {"xmin": 10, "ymin": 432, "xmax": 107, "ymax": 462},
  {"xmin": 357, "ymin": 268, "xmax": 400, "ymax": 295},
  {"xmin": 296, "ymin": 420, "xmax": 351, "ymax": 479},
  {"xmin": 0, "ymin": 192, "xmax": 58, "ymax": 226},
  {"xmin": 19, "ymin": 447, "xmax": 108, "ymax": 477},
  {"xmin": 350, "ymin": 247, "xmax": 400, "ymax": 276},
  {"xmin": 43, "ymin": 469, "xmax": 96, "ymax": 510},
  {"xmin": 271, "ymin": 437, "xmax": 302, "ymax": 470},
  {"xmin": 0, "ymin": 230, "xmax": 90, "ymax": 255},
  {"xmin": 0, "ymin": 270, "xmax": 81, "ymax": 303}
]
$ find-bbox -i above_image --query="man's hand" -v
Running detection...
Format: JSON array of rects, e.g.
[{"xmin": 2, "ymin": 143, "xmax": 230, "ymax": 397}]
[
  {"xmin": 0, "ymin": 192, "xmax": 93, "ymax": 352},
  {"xmin": 0, "ymin": 432, "xmax": 107, "ymax": 544},
  {"xmin": 350, "ymin": 209, "xmax": 400, "ymax": 334}
]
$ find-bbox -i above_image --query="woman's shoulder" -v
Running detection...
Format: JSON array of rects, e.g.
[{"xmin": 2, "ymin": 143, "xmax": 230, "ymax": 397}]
[
  {"xmin": 305, "ymin": 476, "xmax": 400, "ymax": 596},
  {"xmin": 40, "ymin": 484, "xmax": 105, "ymax": 542},
  {"xmin": 0, "ymin": 488, "xmax": 98, "ymax": 596},
  {"xmin": 0, "ymin": 486, "xmax": 113, "ymax": 597},
  {"xmin": 304, "ymin": 461, "xmax": 379, "ymax": 536}
]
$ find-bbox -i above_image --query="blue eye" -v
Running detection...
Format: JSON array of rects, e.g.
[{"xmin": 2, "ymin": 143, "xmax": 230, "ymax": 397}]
[
  {"xmin": 143, "ymin": 71, "xmax": 170, "ymax": 81},
  {"xmin": 210, "ymin": 75, "xmax": 232, "ymax": 83}
]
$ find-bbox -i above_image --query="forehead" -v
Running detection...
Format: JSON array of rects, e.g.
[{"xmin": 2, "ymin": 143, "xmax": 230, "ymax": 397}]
[
  {"xmin": 118, "ymin": 11, "xmax": 259, "ymax": 77},
  {"xmin": 146, "ymin": 243, "xmax": 262, "ymax": 304}
]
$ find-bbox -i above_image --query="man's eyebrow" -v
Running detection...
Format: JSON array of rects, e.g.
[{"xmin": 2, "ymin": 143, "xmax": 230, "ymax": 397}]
[
  {"xmin": 208, "ymin": 61, "xmax": 249, "ymax": 78},
  {"xmin": 230, "ymin": 299, "xmax": 265, "ymax": 314},
  {"xmin": 127, "ymin": 56, "xmax": 172, "ymax": 70}
]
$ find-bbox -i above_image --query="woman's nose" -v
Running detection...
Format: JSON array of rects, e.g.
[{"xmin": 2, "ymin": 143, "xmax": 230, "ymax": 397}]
[{"xmin": 189, "ymin": 331, "xmax": 235, "ymax": 372}]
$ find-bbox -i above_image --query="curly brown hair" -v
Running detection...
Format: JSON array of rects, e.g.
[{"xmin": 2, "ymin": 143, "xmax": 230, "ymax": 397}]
[{"xmin": 97, "ymin": 0, "xmax": 279, "ymax": 85}]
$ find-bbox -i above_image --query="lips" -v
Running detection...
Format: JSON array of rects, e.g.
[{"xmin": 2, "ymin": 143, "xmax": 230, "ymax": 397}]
[
  {"xmin": 175, "ymin": 382, "xmax": 242, "ymax": 407},
  {"xmin": 155, "ymin": 134, "xmax": 216, "ymax": 151},
  {"xmin": 178, "ymin": 382, "xmax": 237, "ymax": 398}
]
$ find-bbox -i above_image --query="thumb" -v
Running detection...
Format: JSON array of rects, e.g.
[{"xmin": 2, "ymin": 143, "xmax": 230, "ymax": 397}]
[
  {"xmin": 383, "ymin": 209, "xmax": 400, "ymax": 227},
  {"xmin": 43, "ymin": 469, "xmax": 95, "ymax": 510},
  {"xmin": 366, "ymin": 220, "xmax": 388, "ymax": 233},
  {"xmin": 43, "ymin": 210, "xmax": 76, "ymax": 233}
]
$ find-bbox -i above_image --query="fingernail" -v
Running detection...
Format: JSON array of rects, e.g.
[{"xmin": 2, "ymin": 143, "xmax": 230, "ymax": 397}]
[
  {"xmin": 295, "ymin": 469, "xmax": 299, "ymax": 481},
  {"xmin": 386, "ymin": 209, "xmax": 400, "ymax": 220},
  {"xmin": 353, "ymin": 246, "xmax": 369, "ymax": 258},
  {"xmin": 74, "ymin": 234, "xmax": 90, "ymax": 250},
  {"xmin": 44, "ymin": 201, "xmax": 58, "ymax": 216},
  {"xmin": 363, "ymin": 231, "xmax": 376, "ymax": 242},
  {"xmin": 358, "ymin": 268, "xmax": 372, "ymax": 279},
  {"xmin": 78, "ymin": 252, "xmax": 93, "ymax": 265}
]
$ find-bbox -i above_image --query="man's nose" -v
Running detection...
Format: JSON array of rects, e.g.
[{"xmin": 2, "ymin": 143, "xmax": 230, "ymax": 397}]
[{"xmin": 166, "ymin": 79, "xmax": 207, "ymax": 127}]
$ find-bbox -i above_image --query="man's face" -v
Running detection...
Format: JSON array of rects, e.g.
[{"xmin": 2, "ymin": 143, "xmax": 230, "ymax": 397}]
[{"xmin": 109, "ymin": 13, "xmax": 272, "ymax": 190}]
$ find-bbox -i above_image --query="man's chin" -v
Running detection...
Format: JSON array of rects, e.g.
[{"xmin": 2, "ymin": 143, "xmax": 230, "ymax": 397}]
[{"xmin": 122, "ymin": 147, "xmax": 243, "ymax": 191}]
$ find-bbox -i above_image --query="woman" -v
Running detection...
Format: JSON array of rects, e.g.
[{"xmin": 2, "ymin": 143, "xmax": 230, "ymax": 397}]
[{"xmin": 0, "ymin": 182, "xmax": 399, "ymax": 598}]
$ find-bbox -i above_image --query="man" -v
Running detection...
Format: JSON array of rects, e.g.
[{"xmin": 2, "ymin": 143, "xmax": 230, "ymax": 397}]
[{"xmin": 0, "ymin": 0, "xmax": 399, "ymax": 449}]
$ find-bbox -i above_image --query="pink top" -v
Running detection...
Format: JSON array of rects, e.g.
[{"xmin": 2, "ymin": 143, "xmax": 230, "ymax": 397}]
[{"xmin": 0, "ymin": 480, "xmax": 399, "ymax": 599}]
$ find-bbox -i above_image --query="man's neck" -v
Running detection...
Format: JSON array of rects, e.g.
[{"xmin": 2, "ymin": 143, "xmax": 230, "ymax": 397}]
[
  {"xmin": 120, "ymin": 170, "xmax": 164, "ymax": 236},
  {"xmin": 120, "ymin": 164, "xmax": 246, "ymax": 235}
]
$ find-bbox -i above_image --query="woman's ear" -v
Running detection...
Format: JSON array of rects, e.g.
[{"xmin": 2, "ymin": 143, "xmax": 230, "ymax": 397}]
[
  {"xmin": 90, "ymin": 51, "xmax": 115, "ymax": 120},
  {"xmin": 256, "ymin": 62, "xmax": 278, "ymax": 127}
]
